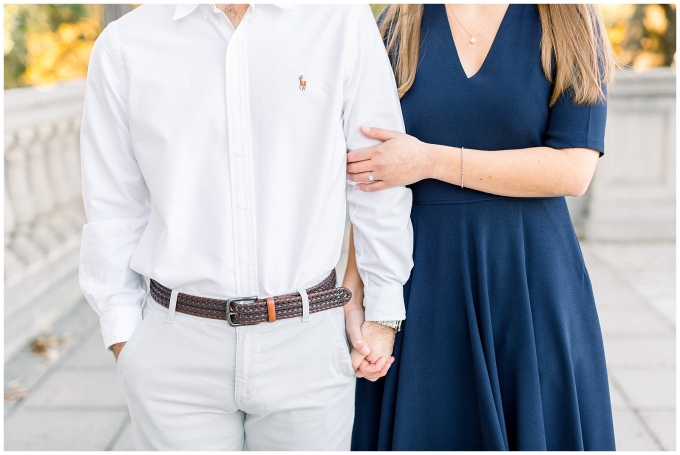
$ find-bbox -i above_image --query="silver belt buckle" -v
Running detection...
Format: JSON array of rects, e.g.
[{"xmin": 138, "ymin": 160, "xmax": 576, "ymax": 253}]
[{"xmin": 226, "ymin": 296, "xmax": 258, "ymax": 327}]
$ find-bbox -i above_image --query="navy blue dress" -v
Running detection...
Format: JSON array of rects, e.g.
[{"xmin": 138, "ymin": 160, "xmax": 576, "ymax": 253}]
[{"xmin": 352, "ymin": 4, "xmax": 616, "ymax": 451}]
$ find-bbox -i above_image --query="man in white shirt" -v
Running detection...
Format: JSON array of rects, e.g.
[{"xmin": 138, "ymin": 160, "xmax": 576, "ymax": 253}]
[{"xmin": 79, "ymin": 3, "xmax": 413, "ymax": 450}]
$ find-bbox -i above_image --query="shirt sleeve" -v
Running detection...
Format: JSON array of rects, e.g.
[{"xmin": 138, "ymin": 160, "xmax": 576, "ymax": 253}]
[
  {"xmin": 544, "ymin": 85, "xmax": 608, "ymax": 156},
  {"xmin": 79, "ymin": 23, "xmax": 151, "ymax": 350},
  {"xmin": 342, "ymin": 5, "xmax": 414, "ymax": 321}
]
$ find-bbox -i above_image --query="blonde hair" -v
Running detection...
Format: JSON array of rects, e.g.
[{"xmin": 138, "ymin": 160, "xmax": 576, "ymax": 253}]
[{"xmin": 378, "ymin": 4, "xmax": 618, "ymax": 106}]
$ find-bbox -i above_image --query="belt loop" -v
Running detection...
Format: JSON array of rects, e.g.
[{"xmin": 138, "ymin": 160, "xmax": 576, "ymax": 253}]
[
  {"xmin": 166, "ymin": 289, "xmax": 180, "ymax": 324},
  {"xmin": 298, "ymin": 288, "xmax": 310, "ymax": 322},
  {"xmin": 266, "ymin": 297, "xmax": 277, "ymax": 322}
]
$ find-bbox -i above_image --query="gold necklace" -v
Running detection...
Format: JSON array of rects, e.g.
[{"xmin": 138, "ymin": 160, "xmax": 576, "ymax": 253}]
[{"xmin": 447, "ymin": 4, "xmax": 501, "ymax": 44}]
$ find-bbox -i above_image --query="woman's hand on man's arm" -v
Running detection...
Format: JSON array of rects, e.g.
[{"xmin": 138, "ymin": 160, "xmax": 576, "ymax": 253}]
[
  {"xmin": 348, "ymin": 125, "xmax": 600, "ymax": 198},
  {"xmin": 347, "ymin": 126, "xmax": 431, "ymax": 192}
]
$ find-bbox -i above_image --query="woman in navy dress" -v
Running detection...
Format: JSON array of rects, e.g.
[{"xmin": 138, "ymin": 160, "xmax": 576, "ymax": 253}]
[{"xmin": 342, "ymin": 4, "xmax": 618, "ymax": 450}]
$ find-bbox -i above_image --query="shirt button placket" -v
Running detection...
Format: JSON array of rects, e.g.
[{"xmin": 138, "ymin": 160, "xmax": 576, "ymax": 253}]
[{"xmin": 225, "ymin": 20, "xmax": 258, "ymax": 298}]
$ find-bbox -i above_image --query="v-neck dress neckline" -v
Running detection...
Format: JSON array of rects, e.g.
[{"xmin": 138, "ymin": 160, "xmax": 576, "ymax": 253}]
[{"xmin": 446, "ymin": 4, "xmax": 513, "ymax": 80}]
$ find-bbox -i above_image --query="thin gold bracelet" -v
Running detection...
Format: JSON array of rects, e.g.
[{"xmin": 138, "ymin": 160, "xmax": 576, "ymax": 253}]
[{"xmin": 460, "ymin": 146, "xmax": 465, "ymax": 189}]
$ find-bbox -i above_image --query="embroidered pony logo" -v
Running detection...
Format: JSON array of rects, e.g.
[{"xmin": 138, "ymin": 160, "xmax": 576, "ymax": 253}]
[{"xmin": 299, "ymin": 75, "xmax": 307, "ymax": 91}]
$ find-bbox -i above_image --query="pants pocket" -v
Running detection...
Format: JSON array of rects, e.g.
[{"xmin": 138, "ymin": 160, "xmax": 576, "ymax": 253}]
[
  {"xmin": 116, "ymin": 302, "xmax": 153, "ymax": 375},
  {"xmin": 328, "ymin": 307, "xmax": 355, "ymax": 377}
]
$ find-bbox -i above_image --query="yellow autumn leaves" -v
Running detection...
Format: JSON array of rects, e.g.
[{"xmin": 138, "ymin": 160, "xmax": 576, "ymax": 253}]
[
  {"xmin": 22, "ymin": 17, "xmax": 100, "ymax": 86},
  {"xmin": 4, "ymin": 4, "xmax": 102, "ymax": 88}
]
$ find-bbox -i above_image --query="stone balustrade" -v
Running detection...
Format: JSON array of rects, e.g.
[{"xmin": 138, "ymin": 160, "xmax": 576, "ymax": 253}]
[
  {"xmin": 4, "ymin": 80, "xmax": 87, "ymax": 360},
  {"xmin": 3, "ymin": 68, "xmax": 676, "ymax": 361},
  {"xmin": 567, "ymin": 67, "xmax": 676, "ymax": 240}
]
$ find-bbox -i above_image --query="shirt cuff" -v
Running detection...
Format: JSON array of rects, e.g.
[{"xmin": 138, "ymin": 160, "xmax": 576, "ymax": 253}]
[
  {"xmin": 99, "ymin": 305, "xmax": 143, "ymax": 351},
  {"xmin": 363, "ymin": 284, "xmax": 406, "ymax": 321}
]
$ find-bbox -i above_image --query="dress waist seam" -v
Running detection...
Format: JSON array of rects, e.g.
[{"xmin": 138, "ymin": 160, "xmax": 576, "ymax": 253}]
[{"xmin": 412, "ymin": 196, "xmax": 560, "ymax": 206}]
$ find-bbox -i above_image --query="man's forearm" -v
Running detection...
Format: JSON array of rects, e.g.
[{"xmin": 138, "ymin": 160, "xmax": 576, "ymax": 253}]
[{"xmin": 346, "ymin": 183, "xmax": 412, "ymax": 321}]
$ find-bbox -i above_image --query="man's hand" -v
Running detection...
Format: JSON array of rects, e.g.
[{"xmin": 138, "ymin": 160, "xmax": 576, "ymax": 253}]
[
  {"xmin": 110, "ymin": 342, "xmax": 126, "ymax": 361},
  {"xmin": 342, "ymin": 223, "xmax": 397, "ymax": 381},
  {"xmin": 354, "ymin": 322, "xmax": 395, "ymax": 381},
  {"xmin": 343, "ymin": 283, "xmax": 394, "ymax": 381}
]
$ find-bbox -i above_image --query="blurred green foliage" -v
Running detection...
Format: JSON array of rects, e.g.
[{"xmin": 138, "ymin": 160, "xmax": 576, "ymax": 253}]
[{"xmin": 371, "ymin": 4, "xmax": 387, "ymax": 19}]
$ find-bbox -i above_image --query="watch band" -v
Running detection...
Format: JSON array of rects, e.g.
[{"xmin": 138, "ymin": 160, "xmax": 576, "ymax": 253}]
[{"xmin": 373, "ymin": 320, "xmax": 402, "ymax": 332}]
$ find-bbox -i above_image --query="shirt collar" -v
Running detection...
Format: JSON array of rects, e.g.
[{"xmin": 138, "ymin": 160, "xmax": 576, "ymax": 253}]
[{"xmin": 173, "ymin": 4, "xmax": 294, "ymax": 21}]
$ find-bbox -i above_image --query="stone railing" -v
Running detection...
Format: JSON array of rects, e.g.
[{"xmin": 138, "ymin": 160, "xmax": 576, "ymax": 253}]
[
  {"xmin": 568, "ymin": 67, "xmax": 676, "ymax": 241},
  {"xmin": 4, "ymin": 80, "xmax": 87, "ymax": 360},
  {"xmin": 3, "ymin": 68, "xmax": 675, "ymax": 360}
]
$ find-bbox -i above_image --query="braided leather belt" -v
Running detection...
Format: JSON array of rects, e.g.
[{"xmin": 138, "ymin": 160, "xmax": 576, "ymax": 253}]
[{"xmin": 149, "ymin": 270, "xmax": 351, "ymax": 327}]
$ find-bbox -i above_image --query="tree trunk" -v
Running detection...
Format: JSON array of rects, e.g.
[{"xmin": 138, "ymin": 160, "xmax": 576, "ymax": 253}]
[{"xmin": 103, "ymin": 4, "xmax": 132, "ymax": 27}]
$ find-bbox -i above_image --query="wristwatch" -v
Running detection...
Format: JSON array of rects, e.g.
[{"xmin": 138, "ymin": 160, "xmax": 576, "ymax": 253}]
[{"xmin": 373, "ymin": 320, "xmax": 403, "ymax": 332}]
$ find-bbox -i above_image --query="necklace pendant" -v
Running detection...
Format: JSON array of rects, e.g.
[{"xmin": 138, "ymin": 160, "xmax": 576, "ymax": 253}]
[{"xmin": 470, "ymin": 36, "xmax": 476, "ymax": 44}]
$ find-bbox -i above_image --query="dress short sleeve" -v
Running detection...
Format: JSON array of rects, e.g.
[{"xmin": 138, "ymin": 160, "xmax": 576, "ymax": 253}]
[{"xmin": 544, "ymin": 86, "xmax": 608, "ymax": 156}]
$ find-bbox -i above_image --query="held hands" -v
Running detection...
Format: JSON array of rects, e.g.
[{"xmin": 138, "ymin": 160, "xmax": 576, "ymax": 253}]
[
  {"xmin": 347, "ymin": 126, "xmax": 431, "ymax": 192},
  {"xmin": 344, "ymin": 287, "xmax": 396, "ymax": 381},
  {"xmin": 353, "ymin": 322, "xmax": 396, "ymax": 381}
]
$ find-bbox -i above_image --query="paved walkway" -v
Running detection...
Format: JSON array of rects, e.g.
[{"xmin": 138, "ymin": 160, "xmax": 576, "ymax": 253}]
[{"xmin": 4, "ymin": 241, "xmax": 675, "ymax": 450}]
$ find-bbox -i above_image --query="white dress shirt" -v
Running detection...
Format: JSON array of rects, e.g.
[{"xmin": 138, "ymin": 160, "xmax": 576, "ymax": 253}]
[{"xmin": 79, "ymin": 4, "xmax": 413, "ymax": 349}]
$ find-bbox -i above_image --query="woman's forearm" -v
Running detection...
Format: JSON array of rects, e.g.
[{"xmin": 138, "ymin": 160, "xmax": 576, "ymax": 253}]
[
  {"xmin": 425, "ymin": 143, "xmax": 600, "ymax": 198},
  {"xmin": 348, "ymin": 128, "xmax": 601, "ymax": 198},
  {"xmin": 342, "ymin": 224, "xmax": 364, "ymax": 312}
]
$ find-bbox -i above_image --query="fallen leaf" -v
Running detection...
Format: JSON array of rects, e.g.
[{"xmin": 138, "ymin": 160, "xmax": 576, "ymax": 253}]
[
  {"xmin": 4, "ymin": 378, "xmax": 29, "ymax": 403},
  {"xmin": 4, "ymin": 389, "xmax": 28, "ymax": 403},
  {"xmin": 29, "ymin": 334, "xmax": 69, "ymax": 360}
]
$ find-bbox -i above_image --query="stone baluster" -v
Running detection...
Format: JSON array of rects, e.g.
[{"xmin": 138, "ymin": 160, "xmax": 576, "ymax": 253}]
[
  {"xmin": 45, "ymin": 120, "xmax": 81, "ymax": 236},
  {"xmin": 27, "ymin": 122, "xmax": 73, "ymax": 242},
  {"xmin": 4, "ymin": 129, "xmax": 46, "ymax": 264},
  {"xmin": 19, "ymin": 126, "xmax": 63, "ymax": 250},
  {"xmin": 5, "ymin": 183, "xmax": 25, "ymax": 280},
  {"xmin": 64, "ymin": 117, "xmax": 87, "ymax": 226},
  {"xmin": 4, "ymin": 129, "xmax": 27, "ymax": 280}
]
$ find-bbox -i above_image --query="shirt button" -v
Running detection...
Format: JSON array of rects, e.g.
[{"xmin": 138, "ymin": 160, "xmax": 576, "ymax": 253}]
[
  {"xmin": 232, "ymin": 94, "xmax": 241, "ymax": 103},
  {"xmin": 241, "ymin": 254, "xmax": 249, "ymax": 263},
  {"xmin": 238, "ymin": 200, "xmax": 247, "ymax": 209},
  {"xmin": 235, "ymin": 149, "xmax": 245, "ymax": 157},
  {"xmin": 202, "ymin": 14, "xmax": 207, "ymax": 20}
]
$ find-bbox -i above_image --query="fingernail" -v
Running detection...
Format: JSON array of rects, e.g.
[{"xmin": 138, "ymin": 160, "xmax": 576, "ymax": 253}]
[
  {"xmin": 361, "ymin": 126, "xmax": 371, "ymax": 132},
  {"xmin": 360, "ymin": 346, "xmax": 370, "ymax": 355}
]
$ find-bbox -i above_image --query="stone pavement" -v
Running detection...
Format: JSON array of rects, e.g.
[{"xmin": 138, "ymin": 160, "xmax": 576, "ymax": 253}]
[
  {"xmin": 580, "ymin": 242, "xmax": 676, "ymax": 451},
  {"xmin": 4, "ymin": 241, "xmax": 675, "ymax": 450}
]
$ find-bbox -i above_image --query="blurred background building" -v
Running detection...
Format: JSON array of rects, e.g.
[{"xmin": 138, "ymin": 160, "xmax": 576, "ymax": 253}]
[{"xmin": 3, "ymin": 4, "xmax": 676, "ymax": 451}]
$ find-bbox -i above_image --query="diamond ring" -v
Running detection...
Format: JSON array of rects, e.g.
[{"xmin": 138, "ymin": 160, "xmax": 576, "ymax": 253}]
[{"xmin": 369, "ymin": 172, "xmax": 374, "ymax": 182}]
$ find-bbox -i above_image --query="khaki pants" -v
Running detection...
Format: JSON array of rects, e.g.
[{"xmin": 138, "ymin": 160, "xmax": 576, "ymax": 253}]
[{"xmin": 116, "ymin": 294, "xmax": 356, "ymax": 450}]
